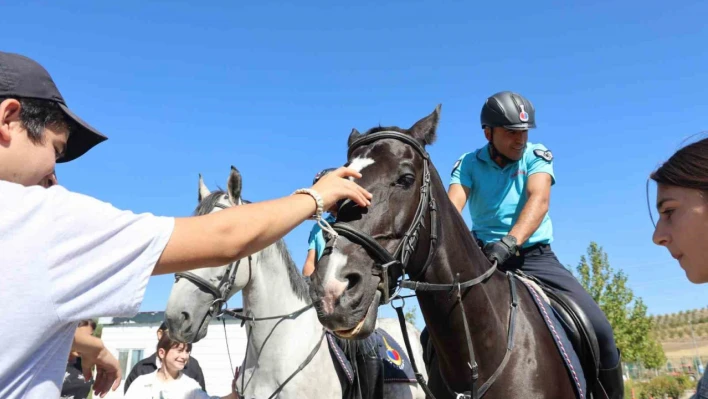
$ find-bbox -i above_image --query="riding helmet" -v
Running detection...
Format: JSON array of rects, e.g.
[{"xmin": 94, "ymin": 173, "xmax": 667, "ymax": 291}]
[
  {"xmin": 480, "ymin": 91, "xmax": 536, "ymax": 130},
  {"xmin": 313, "ymin": 168, "xmax": 337, "ymax": 185}
]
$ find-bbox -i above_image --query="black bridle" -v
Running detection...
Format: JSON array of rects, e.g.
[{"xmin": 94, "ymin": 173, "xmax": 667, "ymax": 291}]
[
  {"xmin": 329, "ymin": 131, "xmax": 518, "ymax": 399},
  {"xmin": 332, "ymin": 131, "xmax": 440, "ymax": 305}
]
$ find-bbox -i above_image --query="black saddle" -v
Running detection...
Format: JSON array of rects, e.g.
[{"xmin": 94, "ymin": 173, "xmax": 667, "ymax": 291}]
[{"xmin": 525, "ymin": 275, "xmax": 602, "ymax": 396}]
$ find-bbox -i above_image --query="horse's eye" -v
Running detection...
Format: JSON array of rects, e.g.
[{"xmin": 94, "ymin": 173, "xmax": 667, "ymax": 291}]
[{"xmin": 395, "ymin": 174, "xmax": 415, "ymax": 187}]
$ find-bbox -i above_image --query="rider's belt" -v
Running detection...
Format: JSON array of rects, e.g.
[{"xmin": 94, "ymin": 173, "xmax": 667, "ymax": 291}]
[{"xmin": 519, "ymin": 243, "xmax": 551, "ymax": 255}]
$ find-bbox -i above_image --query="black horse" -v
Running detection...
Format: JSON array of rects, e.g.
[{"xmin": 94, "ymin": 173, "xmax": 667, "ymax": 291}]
[{"xmin": 309, "ymin": 106, "xmax": 586, "ymax": 398}]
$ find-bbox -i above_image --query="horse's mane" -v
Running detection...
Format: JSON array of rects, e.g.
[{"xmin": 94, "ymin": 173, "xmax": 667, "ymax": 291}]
[{"xmin": 193, "ymin": 190, "xmax": 310, "ymax": 302}]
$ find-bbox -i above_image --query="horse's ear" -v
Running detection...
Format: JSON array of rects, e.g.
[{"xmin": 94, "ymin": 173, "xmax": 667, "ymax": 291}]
[
  {"xmin": 227, "ymin": 165, "xmax": 242, "ymax": 204},
  {"xmin": 198, "ymin": 173, "xmax": 211, "ymax": 203},
  {"xmin": 348, "ymin": 128, "xmax": 361, "ymax": 148},
  {"xmin": 409, "ymin": 104, "xmax": 441, "ymax": 145}
]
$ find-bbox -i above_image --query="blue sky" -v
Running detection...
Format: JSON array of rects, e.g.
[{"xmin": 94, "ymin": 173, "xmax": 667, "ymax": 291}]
[{"xmin": 5, "ymin": 0, "xmax": 707, "ymax": 327}]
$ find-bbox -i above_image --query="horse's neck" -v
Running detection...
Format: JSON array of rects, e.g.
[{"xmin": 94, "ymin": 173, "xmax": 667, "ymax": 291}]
[
  {"xmin": 239, "ymin": 244, "xmax": 337, "ymax": 397},
  {"xmin": 418, "ymin": 173, "xmax": 511, "ymax": 375},
  {"xmin": 241, "ymin": 244, "xmax": 323, "ymax": 361}
]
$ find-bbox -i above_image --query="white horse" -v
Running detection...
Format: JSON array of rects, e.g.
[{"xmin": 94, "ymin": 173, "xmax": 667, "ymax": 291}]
[{"xmin": 165, "ymin": 166, "xmax": 427, "ymax": 399}]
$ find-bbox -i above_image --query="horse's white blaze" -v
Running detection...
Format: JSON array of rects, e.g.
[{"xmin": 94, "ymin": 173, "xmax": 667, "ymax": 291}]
[
  {"xmin": 347, "ymin": 157, "xmax": 375, "ymax": 180},
  {"xmin": 321, "ymin": 249, "xmax": 348, "ymax": 315}
]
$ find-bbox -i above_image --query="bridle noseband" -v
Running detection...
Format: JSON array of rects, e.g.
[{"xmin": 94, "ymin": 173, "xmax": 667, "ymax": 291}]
[{"xmin": 331, "ymin": 131, "xmax": 439, "ymax": 304}]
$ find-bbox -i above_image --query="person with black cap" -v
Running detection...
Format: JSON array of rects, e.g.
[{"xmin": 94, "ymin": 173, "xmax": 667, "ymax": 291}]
[
  {"xmin": 445, "ymin": 91, "xmax": 624, "ymax": 398},
  {"xmin": 0, "ymin": 51, "xmax": 372, "ymax": 399},
  {"xmin": 123, "ymin": 322, "xmax": 206, "ymax": 393}
]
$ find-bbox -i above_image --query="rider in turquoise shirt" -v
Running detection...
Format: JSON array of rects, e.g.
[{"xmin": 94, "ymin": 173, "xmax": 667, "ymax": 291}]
[
  {"xmin": 303, "ymin": 168, "xmax": 338, "ymax": 277},
  {"xmin": 450, "ymin": 141, "xmax": 555, "ymax": 248},
  {"xmin": 446, "ymin": 91, "xmax": 623, "ymax": 398}
]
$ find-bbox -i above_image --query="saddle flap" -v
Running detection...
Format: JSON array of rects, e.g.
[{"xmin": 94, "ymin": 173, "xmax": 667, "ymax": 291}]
[{"xmin": 545, "ymin": 289, "xmax": 601, "ymax": 382}]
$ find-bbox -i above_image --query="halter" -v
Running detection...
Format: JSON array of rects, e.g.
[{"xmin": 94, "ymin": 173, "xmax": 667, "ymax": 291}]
[{"xmin": 331, "ymin": 131, "xmax": 518, "ymax": 399}]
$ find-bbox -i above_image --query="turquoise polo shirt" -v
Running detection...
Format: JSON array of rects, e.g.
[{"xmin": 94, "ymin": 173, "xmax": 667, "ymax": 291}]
[
  {"xmin": 449, "ymin": 142, "xmax": 556, "ymax": 248},
  {"xmin": 308, "ymin": 214, "xmax": 337, "ymax": 260}
]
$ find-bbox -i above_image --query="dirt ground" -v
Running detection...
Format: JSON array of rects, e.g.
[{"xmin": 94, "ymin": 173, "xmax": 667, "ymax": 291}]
[{"xmin": 663, "ymin": 339, "xmax": 708, "ymax": 360}]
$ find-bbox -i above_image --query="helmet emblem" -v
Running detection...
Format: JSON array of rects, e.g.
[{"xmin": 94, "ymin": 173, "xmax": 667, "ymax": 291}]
[{"xmin": 519, "ymin": 104, "xmax": 529, "ymax": 122}]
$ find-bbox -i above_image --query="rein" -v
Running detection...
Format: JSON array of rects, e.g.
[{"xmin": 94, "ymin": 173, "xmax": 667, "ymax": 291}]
[
  {"xmin": 332, "ymin": 130, "xmax": 518, "ymax": 399},
  {"xmin": 223, "ymin": 304, "xmax": 323, "ymax": 399}
]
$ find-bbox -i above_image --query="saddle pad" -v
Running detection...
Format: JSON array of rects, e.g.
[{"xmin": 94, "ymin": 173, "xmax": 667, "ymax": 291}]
[
  {"xmin": 374, "ymin": 328, "xmax": 417, "ymax": 384},
  {"xmin": 326, "ymin": 332, "xmax": 355, "ymax": 385},
  {"xmin": 326, "ymin": 329, "xmax": 417, "ymax": 386},
  {"xmin": 518, "ymin": 278, "xmax": 587, "ymax": 399}
]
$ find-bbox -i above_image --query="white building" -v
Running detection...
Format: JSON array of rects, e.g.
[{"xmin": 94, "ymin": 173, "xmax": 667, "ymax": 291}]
[{"xmin": 98, "ymin": 311, "xmax": 247, "ymax": 398}]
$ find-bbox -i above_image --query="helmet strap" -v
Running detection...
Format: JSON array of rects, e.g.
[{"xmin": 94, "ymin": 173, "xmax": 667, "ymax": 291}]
[{"xmin": 488, "ymin": 130, "xmax": 516, "ymax": 167}]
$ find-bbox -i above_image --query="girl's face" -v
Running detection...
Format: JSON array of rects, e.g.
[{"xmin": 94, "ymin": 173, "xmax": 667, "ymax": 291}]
[
  {"xmin": 653, "ymin": 184, "xmax": 708, "ymax": 283},
  {"xmin": 159, "ymin": 344, "xmax": 190, "ymax": 373}
]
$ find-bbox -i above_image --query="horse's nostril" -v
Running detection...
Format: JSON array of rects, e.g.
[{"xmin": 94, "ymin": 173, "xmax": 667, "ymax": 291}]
[
  {"xmin": 181, "ymin": 311, "xmax": 190, "ymax": 322},
  {"xmin": 345, "ymin": 273, "xmax": 361, "ymax": 290}
]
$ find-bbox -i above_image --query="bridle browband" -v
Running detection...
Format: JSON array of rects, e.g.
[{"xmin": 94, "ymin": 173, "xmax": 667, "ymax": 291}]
[{"xmin": 329, "ymin": 130, "xmax": 518, "ymax": 399}]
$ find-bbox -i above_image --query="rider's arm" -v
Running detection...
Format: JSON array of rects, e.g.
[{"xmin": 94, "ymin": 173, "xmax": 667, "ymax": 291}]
[
  {"xmin": 448, "ymin": 155, "xmax": 472, "ymax": 214},
  {"xmin": 508, "ymin": 172, "xmax": 552, "ymax": 246},
  {"xmin": 153, "ymin": 167, "xmax": 371, "ymax": 275},
  {"xmin": 448, "ymin": 183, "xmax": 470, "ymax": 213},
  {"xmin": 303, "ymin": 249, "xmax": 316, "ymax": 277}
]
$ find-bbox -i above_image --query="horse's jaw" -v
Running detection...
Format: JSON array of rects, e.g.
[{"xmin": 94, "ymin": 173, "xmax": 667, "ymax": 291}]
[
  {"xmin": 165, "ymin": 309, "xmax": 211, "ymax": 344},
  {"xmin": 332, "ymin": 290, "xmax": 381, "ymax": 339}
]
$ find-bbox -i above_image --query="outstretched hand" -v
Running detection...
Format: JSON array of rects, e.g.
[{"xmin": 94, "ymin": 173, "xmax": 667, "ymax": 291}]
[
  {"xmin": 310, "ymin": 166, "xmax": 372, "ymax": 210},
  {"xmin": 81, "ymin": 346, "xmax": 121, "ymax": 398}
]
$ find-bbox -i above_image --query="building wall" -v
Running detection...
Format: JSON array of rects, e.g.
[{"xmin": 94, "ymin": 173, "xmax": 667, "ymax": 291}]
[{"xmin": 100, "ymin": 320, "xmax": 247, "ymax": 397}]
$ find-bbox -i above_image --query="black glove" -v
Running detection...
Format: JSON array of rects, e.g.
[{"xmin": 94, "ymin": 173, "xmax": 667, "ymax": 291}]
[{"xmin": 483, "ymin": 235, "xmax": 518, "ymax": 266}]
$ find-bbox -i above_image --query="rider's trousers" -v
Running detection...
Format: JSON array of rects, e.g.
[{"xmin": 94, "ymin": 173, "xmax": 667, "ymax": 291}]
[{"xmin": 502, "ymin": 244, "xmax": 620, "ymax": 369}]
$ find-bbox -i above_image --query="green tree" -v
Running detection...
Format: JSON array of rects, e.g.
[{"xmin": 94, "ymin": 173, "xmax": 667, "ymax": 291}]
[
  {"xmin": 643, "ymin": 337, "xmax": 667, "ymax": 369},
  {"xmin": 574, "ymin": 242, "xmax": 660, "ymax": 364},
  {"xmin": 404, "ymin": 305, "xmax": 418, "ymax": 325}
]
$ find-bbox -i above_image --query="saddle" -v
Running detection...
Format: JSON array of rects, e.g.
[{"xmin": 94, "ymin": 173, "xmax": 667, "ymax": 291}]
[
  {"xmin": 326, "ymin": 328, "xmax": 417, "ymax": 399},
  {"xmin": 518, "ymin": 272, "xmax": 601, "ymax": 395}
]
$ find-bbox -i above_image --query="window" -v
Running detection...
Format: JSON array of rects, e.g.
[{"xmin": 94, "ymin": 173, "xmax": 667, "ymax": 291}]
[{"xmin": 118, "ymin": 349, "xmax": 146, "ymax": 379}]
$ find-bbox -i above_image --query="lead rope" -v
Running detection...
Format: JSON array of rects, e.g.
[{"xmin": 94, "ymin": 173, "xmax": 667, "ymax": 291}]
[{"xmin": 318, "ymin": 216, "xmax": 339, "ymax": 240}]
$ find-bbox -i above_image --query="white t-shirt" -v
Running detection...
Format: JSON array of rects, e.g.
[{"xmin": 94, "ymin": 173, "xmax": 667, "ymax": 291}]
[
  {"xmin": 0, "ymin": 181, "xmax": 175, "ymax": 398},
  {"xmin": 125, "ymin": 370, "xmax": 218, "ymax": 399}
]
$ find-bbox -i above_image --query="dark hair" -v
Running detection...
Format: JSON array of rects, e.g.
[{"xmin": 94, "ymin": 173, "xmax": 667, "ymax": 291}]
[
  {"xmin": 0, "ymin": 96, "xmax": 69, "ymax": 144},
  {"xmin": 651, "ymin": 137, "xmax": 708, "ymax": 194},
  {"xmin": 156, "ymin": 330, "xmax": 192, "ymax": 358},
  {"xmin": 77, "ymin": 319, "xmax": 97, "ymax": 332}
]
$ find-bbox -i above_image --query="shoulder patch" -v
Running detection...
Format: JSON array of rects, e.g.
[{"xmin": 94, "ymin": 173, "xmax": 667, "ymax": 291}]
[
  {"xmin": 533, "ymin": 149, "xmax": 553, "ymax": 162},
  {"xmin": 451, "ymin": 159, "xmax": 461, "ymax": 176}
]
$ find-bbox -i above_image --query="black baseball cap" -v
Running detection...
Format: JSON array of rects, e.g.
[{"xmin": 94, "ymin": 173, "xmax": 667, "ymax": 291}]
[{"xmin": 0, "ymin": 51, "xmax": 107, "ymax": 162}]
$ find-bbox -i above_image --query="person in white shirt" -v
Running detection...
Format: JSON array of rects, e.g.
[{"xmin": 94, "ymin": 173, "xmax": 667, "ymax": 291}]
[
  {"xmin": 0, "ymin": 51, "xmax": 372, "ymax": 399},
  {"xmin": 125, "ymin": 331, "xmax": 236, "ymax": 399}
]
